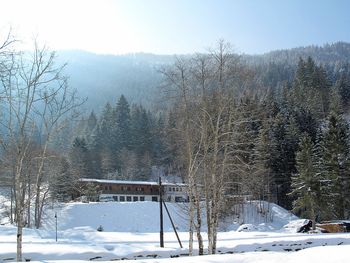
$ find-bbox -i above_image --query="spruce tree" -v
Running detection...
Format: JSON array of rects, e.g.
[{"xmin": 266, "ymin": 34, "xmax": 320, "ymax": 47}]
[
  {"xmin": 320, "ymin": 110, "xmax": 350, "ymax": 219},
  {"xmin": 290, "ymin": 134, "xmax": 320, "ymax": 228},
  {"xmin": 251, "ymin": 122, "xmax": 274, "ymax": 202},
  {"xmin": 114, "ymin": 95, "xmax": 131, "ymax": 150},
  {"xmin": 334, "ymin": 73, "xmax": 350, "ymax": 111},
  {"xmin": 69, "ymin": 137, "xmax": 93, "ymax": 179}
]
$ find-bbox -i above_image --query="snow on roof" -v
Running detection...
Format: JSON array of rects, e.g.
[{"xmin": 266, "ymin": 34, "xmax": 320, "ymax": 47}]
[{"xmin": 80, "ymin": 178, "xmax": 187, "ymax": 186}]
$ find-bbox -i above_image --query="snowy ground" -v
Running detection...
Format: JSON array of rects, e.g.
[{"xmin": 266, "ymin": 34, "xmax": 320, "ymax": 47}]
[{"xmin": 0, "ymin": 201, "xmax": 349, "ymax": 262}]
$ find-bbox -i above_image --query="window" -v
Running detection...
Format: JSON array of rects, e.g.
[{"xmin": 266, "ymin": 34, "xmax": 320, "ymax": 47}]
[
  {"xmin": 113, "ymin": 196, "xmax": 118, "ymax": 201},
  {"xmin": 104, "ymin": 186, "xmax": 108, "ymax": 191},
  {"xmin": 140, "ymin": 196, "xmax": 145, "ymax": 201},
  {"xmin": 122, "ymin": 186, "xmax": 127, "ymax": 191},
  {"xmin": 109, "ymin": 186, "xmax": 112, "ymax": 191},
  {"xmin": 175, "ymin": 196, "xmax": 183, "ymax": 202},
  {"xmin": 141, "ymin": 187, "xmax": 144, "ymax": 191},
  {"xmin": 120, "ymin": 196, "xmax": 125, "ymax": 202},
  {"xmin": 152, "ymin": 196, "xmax": 158, "ymax": 202},
  {"xmin": 133, "ymin": 196, "xmax": 138, "ymax": 202},
  {"xmin": 173, "ymin": 188, "xmax": 175, "ymax": 192},
  {"xmin": 169, "ymin": 187, "xmax": 172, "ymax": 191},
  {"xmin": 126, "ymin": 196, "xmax": 132, "ymax": 201}
]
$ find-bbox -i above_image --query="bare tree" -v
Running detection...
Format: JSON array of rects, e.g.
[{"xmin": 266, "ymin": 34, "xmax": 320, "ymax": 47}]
[
  {"xmin": 160, "ymin": 56, "xmax": 205, "ymax": 255},
  {"xmin": 0, "ymin": 38, "xmax": 83, "ymax": 261},
  {"xmin": 161, "ymin": 40, "xmax": 253, "ymax": 255}
]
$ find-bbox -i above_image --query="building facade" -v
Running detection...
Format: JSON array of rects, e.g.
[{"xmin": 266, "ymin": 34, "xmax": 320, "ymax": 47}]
[{"xmin": 78, "ymin": 178, "xmax": 188, "ymax": 203}]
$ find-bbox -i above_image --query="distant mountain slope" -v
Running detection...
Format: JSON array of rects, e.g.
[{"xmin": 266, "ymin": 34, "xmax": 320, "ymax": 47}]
[
  {"xmin": 244, "ymin": 42, "xmax": 350, "ymax": 65},
  {"xmin": 56, "ymin": 51, "xmax": 173, "ymax": 111},
  {"xmin": 56, "ymin": 43, "xmax": 350, "ymax": 111}
]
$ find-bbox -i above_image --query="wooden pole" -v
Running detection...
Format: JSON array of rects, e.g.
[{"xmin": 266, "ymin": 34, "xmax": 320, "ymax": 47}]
[
  {"xmin": 159, "ymin": 177, "xmax": 164, "ymax": 247},
  {"xmin": 55, "ymin": 212, "xmax": 58, "ymax": 242},
  {"xmin": 163, "ymin": 200, "xmax": 183, "ymax": 248}
]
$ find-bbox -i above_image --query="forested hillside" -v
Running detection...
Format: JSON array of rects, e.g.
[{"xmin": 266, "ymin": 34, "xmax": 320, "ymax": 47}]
[
  {"xmin": 56, "ymin": 51, "xmax": 172, "ymax": 110},
  {"xmin": 56, "ymin": 42, "xmax": 350, "ymax": 111}
]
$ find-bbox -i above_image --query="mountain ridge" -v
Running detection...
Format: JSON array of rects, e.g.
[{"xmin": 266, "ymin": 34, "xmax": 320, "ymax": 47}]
[{"xmin": 56, "ymin": 42, "xmax": 350, "ymax": 111}]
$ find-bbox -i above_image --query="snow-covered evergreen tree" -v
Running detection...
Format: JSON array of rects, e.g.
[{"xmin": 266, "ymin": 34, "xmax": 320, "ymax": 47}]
[{"xmin": 290, "ymin": 134, "xmax": 320, "ymax": 228}]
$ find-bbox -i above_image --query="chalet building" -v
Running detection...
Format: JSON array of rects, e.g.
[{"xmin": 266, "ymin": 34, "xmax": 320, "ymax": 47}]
[{"xmin": 78, "ymin": 178, "xmax": 188, "ymax": 203}]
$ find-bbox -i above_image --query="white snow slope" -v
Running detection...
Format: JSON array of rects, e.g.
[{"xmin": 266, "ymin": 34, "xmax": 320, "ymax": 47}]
[{"xmin": 0, "ymin": 200, "xmax": 349, "ymax": 263}]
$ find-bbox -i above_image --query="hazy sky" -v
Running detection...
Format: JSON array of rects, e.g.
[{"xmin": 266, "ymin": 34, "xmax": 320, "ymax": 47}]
[{"xmin": 1, "ymin": 0, "xmax": 349, "ymax": 55}]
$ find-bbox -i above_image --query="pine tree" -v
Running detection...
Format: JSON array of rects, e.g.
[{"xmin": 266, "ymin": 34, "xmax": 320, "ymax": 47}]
[
  {"xmin": 92, "ymin": 103, "xmax": 118, "ymax": 176},
  {"xmin": 334, "ymin": 73, "xmax": 350, "ymax": 111},
  {"xmin": 269, "ymin": 112, "xmax": 299, "ymax": 209},
  {"xmin": 69, "ymin": 137, "xmax": 93, "ymax": 179},
  {"xmin": 50, "ymin": 158, "xmax": 74, "ymax": 201},
  {"xmin": 251, "ymin": 122, "xmax": 275, "ymax": 203},
  {"xmin": 114, "ymin": 95, "xmax": 131, "ymax": 150},
  {"xmin": 320, "ymin": 110, "xmax": 350, "ymax": 219},
  {"xmin": 292, "ymin": 57, "xmax": 331, "ymax": 119},
  {"xmin": 290, "ymin": 134, "xmax": 320, "ymax": 228}
]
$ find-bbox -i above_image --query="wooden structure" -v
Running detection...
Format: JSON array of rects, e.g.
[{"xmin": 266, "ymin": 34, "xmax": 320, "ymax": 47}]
[
  {"xmin": 77, "ymin": 178, "xmax": 188, "ymax": 203},
  {"xmin": 317, "ymin": 221, "xmax": 350, "ymax": 233}
]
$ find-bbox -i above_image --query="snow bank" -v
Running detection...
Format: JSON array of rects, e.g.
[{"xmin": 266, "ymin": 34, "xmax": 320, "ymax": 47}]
[
  {"xmin": 223, "ymin": 200, "xmax": 298, "ymax": 231},
  {"xmin": 41, "ymin": 201, "xmax": 189, "ymax": 232},
  {"xmin": 39, "ymin": 200, "xmax": 296, "ymax": 233}
]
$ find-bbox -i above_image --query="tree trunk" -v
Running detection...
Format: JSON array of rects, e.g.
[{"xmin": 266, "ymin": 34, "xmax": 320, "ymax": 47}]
[
  {"xmin": 188, "ymin": 198, "xmax": 194, "ymax": 256},
  {"xmin": 26, "ymin": 178, "xmax": 31, "ymax": 228},
  {"xmin": 15, "ymin": 163, "xmax": 24, "ymax": 262},
  {"xmin": 16, "ymin": 223, "xmax": 23, "ymax": 262},
  {"xmin": 195, "ymin": 188, "xmax": 203, "ymax": 255}
]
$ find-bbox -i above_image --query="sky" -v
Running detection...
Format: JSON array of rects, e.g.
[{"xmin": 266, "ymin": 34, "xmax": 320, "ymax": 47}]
[{"xmin": 0, "ymin": 0, "xmax": 349, "ymax": 55}]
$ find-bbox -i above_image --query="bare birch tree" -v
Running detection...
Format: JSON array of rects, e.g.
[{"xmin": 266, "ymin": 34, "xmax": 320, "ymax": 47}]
[
  {"xmin": 161, "ymin": 40, "xmax": 250, "ymax": 255},
  {"xmin": 0, "ymin": 39, "xmax": 83, "ymax": 261},
  {"xmin": 160, "ymin": 56, "xmax": 204, "ymax": 255}
]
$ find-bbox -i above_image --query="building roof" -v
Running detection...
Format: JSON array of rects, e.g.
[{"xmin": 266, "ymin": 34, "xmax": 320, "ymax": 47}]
[{"xmin": 80, "ymin": 178, "xmax": 187, "ymax": 187}]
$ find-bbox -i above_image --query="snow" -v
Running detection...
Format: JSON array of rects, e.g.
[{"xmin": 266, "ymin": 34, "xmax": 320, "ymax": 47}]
[
  {"xmin": 80, "ymin": 178, "xmax": 186, "ymax": 186},
  {"xmin": 80, "ymin": 178, "xmax": 159, "ymax": 185},
  {"xmin": 0, "ymin": 200, "xmax": 349, "ymax": 262},
  {"xmin": 41, "ymin": 202, "xmax": 188, "ymax": 232}
]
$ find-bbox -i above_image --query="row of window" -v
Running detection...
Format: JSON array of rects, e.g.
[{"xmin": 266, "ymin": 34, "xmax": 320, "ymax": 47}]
[
  {"xmin": 168, "ymin": 187, "xmax": 182, "ymax": 192},
  {"xmin": 102, "ymin": 185, "xmax": 183, "ymax": 193},
  {"xmin": 103, "ymin": 185, "xmax": 149, "ymax": 192},
  {"xmin": 166, "ymin": 196, "xmax": 187, "ymax": 202},
  {"xmin": 102, "ymin": 195, "xmax": 159, "ymax": 202}
]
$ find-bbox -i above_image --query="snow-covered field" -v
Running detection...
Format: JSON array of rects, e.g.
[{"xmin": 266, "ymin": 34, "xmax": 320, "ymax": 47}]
[{"xmin": 0, "ymin": 201, "xmax": 349, "ymax": 263}]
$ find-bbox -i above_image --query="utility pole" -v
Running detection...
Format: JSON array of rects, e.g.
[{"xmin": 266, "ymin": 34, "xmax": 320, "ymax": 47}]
[
  {"xmin": 55, "ymin": 212, "xmax": 58, "ymax": 242},
  {"xmin": 159, "ymin": 177, "xmax": 164, "ymax": 247}
]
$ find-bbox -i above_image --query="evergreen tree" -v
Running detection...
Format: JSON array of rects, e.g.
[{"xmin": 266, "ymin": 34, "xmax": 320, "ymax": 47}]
[
  {"xmin": 114, "ymin": 95, "xmax": 131, "ymax": 150},
  {"xmin": 290, "ymin": 134, "xmax": 320, "ymax": 228},
  {"xmin": 251, "ymin": 122, "xmax": 275, "ymax": 202},
  {"xmin": 50, "ymin": 158, "xmax": 74, "ymax": 201},
  {"xmin": 87, "ymin": 111, "xmax": 97, "ymax": 132},
  {"xmin": 91, "ymin": 103, "xmax": 117, "ymax": 176},
  {"xmin": 129, "ymin": 104, "xmax": 152, "ymax": 154},
  {"xmin": 269, "ymin": 113, "xmax": 298, "ymax": 209},
  {"xmin": 320, "ymin": 110, "xmax": 350, "ymax": 219},
  {"xmin": 292, "ymin": 57, "xmax": 331, "ymax": 119},
  {"xmin": 69, "ymin": 137, "xmax": 93, "ymax": 179},
  {"xmin": 334, "ymin": 73, "xmax": 350, "ymax": 111}
]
